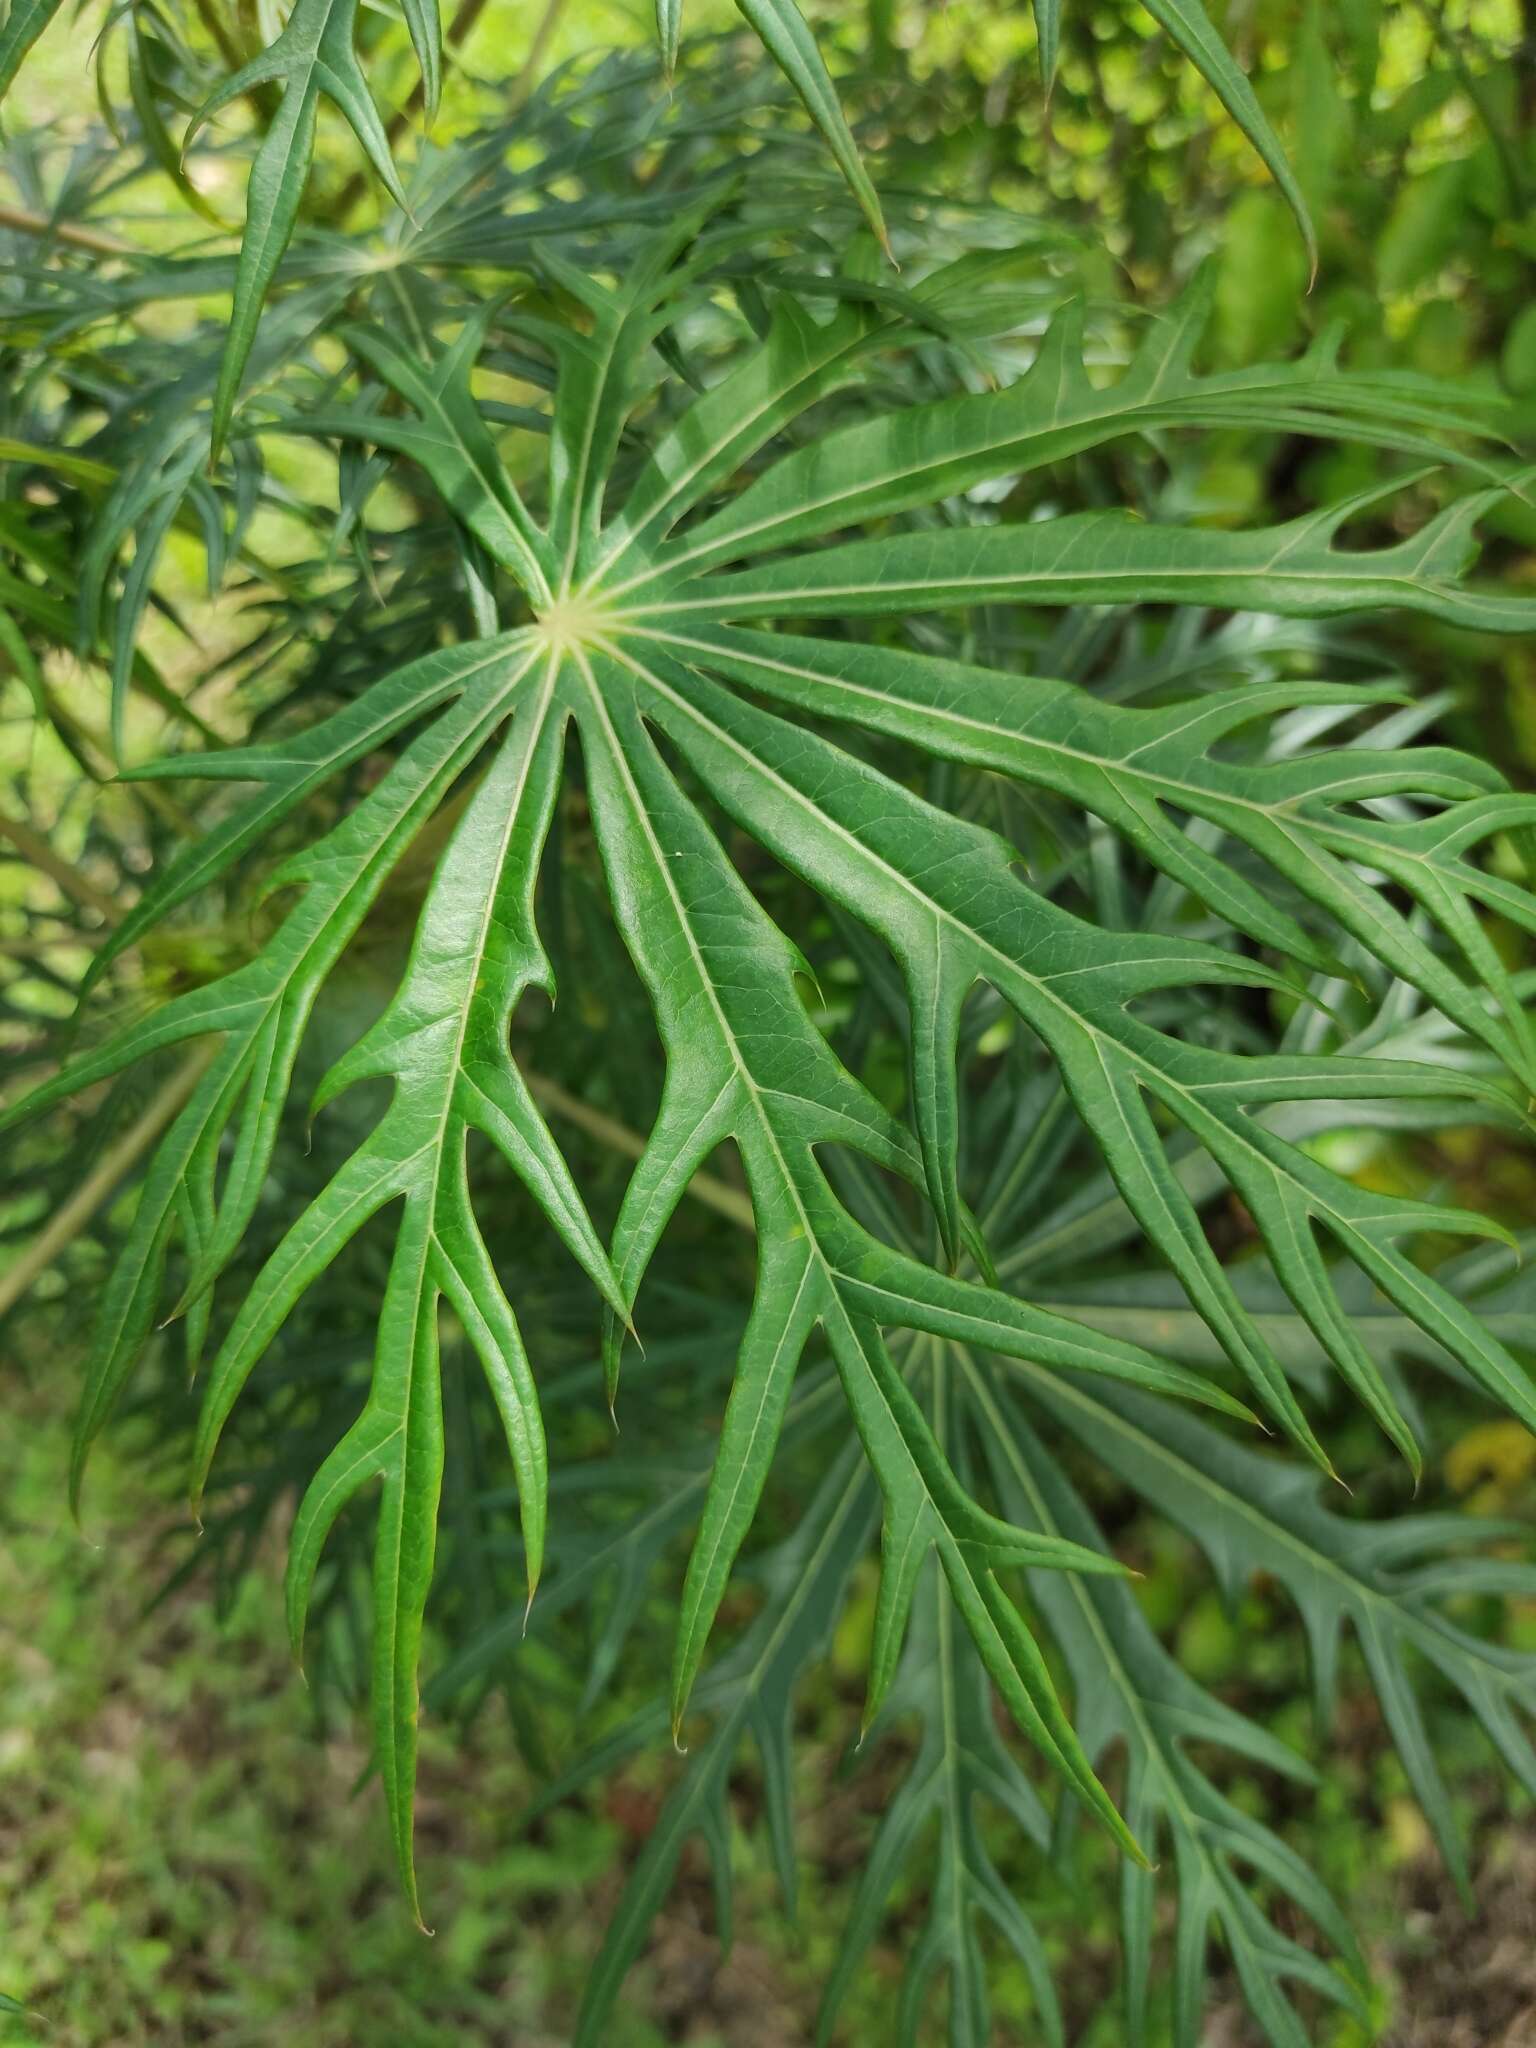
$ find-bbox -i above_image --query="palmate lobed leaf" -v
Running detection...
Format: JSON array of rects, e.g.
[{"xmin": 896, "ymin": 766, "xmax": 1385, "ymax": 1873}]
[
  {"xmin": 572, "ymin": 640, "xmax": 1194, "ymax": 1818},
  {"xmin": 851, "ymin": 1295, "xmax": 1536, "ymax": 2048},
  {"xmin": 1028, "ymin": 1235, "xmax": 1536, "ymax": 1399},
  {"xmin": 544, "ymin": 1411, "xmax": 1073, "ymax": 2048},
  {"xmin": 18, "ymin": 71, "xmax": 721, "ymax": 754},
  {"xmin": 529, "ymin": 1434, "xmax": 879, "ymax": 2048},
  {"xmin": 10, "ymin": 219, "xmax": 1536, "ymax": 1952},
  {"xmin": 613, "ymin": 1138, "xmax": 1534, "ymax": 2046},
  {"xmin": 811, "ymin": 1363, "xmax": 1073, "ymax": 2048}
]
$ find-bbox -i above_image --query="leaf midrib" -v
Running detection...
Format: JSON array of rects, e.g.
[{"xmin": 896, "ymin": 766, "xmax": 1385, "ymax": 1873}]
[
  {"xmin": 574, "ymin": 646, "xmax": 1005, "ymax": 1572},
  {"xmin": 606, "ymin": 365, "xmax": 1422, "ymax": 597},
  {"xmin": 630, "ymin": 543, "xmax": 1473, "ymax": 616},
  {"xmin": 607, "ymin": 636, "xmax": 1413, "ymax": 1262},
  {"xmin": 641, "ymin": 622, "xmax": 1487, "ymax": 889},
  {"xmin": 716, "ymin": 618, "xmax": 1505, "ymax": 1095},
  {"xmin": 961, "ymin": 1353, "xmax": 1201, "ymax": 1839}
]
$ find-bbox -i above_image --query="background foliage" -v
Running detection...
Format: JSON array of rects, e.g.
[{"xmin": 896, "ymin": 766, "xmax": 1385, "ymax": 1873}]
[{"xmin": 3, "ymin": 0, "xmax": 1536, "ymax": 2043}]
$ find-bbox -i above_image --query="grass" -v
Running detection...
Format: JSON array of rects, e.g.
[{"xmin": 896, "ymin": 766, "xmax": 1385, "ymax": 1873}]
[
  {"xmin": 0, "ymin": 1387, "xmax": 638, "ymax": 2048},
  {"xmin": 3, "ymin": 1355, "xmax": 1532, "ymax": 2046},
  {"xmin": 0, "ymin": 1366, "xmax": 904, "ymax": 2046}
]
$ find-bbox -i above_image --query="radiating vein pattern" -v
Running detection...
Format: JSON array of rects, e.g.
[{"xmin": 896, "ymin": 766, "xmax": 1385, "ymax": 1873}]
[{"xmin": 10, "ymin": 216, "xmax": 1536, "ymax": 2035}]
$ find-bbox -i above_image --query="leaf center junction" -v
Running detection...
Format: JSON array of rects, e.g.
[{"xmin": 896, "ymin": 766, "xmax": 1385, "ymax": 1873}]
[{"xmin": 533, "ymin": 592, "xmax": 619, "ymax": 655}]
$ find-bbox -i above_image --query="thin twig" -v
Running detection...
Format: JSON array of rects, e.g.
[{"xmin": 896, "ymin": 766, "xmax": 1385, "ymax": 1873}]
[
  {"xmin": 0, "ymin": 1049, "xmax": 213, "ymax": 1323},
  {"xmin": 0, "ymin": 813, "xmax": 122, "ymax": 923},
  {"xmin": 504, "ymin": 0, "xmax": 568, "ymax": 114},
  {"xmin": 188, "ymin": 0, "xmax": 247, "ymax": 78},
  {"xmin": 0, "ymin": 203, "xmax": 132, "ymax": 256}
]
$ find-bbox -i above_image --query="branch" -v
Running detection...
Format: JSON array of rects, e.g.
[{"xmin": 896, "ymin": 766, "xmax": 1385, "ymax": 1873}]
[
  {"xmin": 0, "ymin": 1049, "xmax": 213, "ymax": 1322},
  {"xmin": 0, "ymin": 203, "xmax": 131, "ymax": 256},
  {"xmin": 523, "ymin": 1068, "xmax": 754, "ymax": 1230},
  {"xmin": 0, "ymin": 812, "xmax": 122, "ymax": 923}
]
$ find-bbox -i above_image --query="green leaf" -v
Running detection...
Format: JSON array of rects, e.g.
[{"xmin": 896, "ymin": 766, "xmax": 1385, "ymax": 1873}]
[
  {"xmin": 732, "ymin": 0, "xmax": 890, "ymax": 258},
  {"xmin": 609, "ymin": 635, "xmax": 1527, "ymax": 1474},
  {"xmin": 0, "ymin": 507, "xmax": 219, "ymax": 749},
  {"xmin": 656, "ymin": 0, "xmax": 681, "ymax": 76},
  {"xmin": 0, "ymin": 438, "xmax": 114, "ymax": 487},
  {"xmin": 669, "ymin": 480, "xmax": 1536, "ymax": 635},
  {"xmin": 0, "ymin": 0, "xmax": 63, "ymax": 100},
  {"xmin": 687, "ymin": 628, "xmax": 1536, "ymax": 1088},
  {"xmin": 812, "ymin": 1349, "xmax": 1067, "ymax": 2048},
  {"xmin": 1033, "ymin": 1239, "xmax": 1536, "ymax": 1395},
  {"xmin": 614, "ymin": 277, "xmax": 1507, "ymax": 583},
  {"xmin": 550, "ymin": 1442, "xmax": 877, "ymax": 2048},
  {"xmin": 320, "ymin": 317, "xmax": 554, "ymax": 599},
  {"xmin": 184, "ymin": 0, "xmax": 412, "ymax": 457},
  {"xmin": 20, "ymin": 218, "xmax": 1536, "ymax": 1947},
  {"xmin": 399, "ymin": 0, "xmax": 442, "ymax": 121},
  {"xmin": 80, "ymin": 427, "xmax": 204, "ymax": 759},
  {"xmin": 1137, "ymin": 0, "xmax": 1316, "ymax": 275},
  {"xmin": 1018, "ymin": 1364, "xmax": 1536, "ymax": 1900},
  {"xmin": 128, "ymin": 12, "xmax": 233, "ymax": 233},
  {"xmin": 574, "ymin": 645, "xmax": 1177, "ymax": 1810},
  {"xmin": 187, "ymin": 667, "xmax": 623, "ymax": 1908},
  {"xmin": 99, "ymin": 634, "xmax": 514, "ymax": 986},
  {"xmin": 1030, "ymin": 0, "xmax": 1060, "ymax": 88},
  {"xmin": 818, "ymin": 1556, "xmax": 1065, "ymax": 2048},
  {"xmin": 976, "ymin": 1366, "xmax": 1369, "ymax": 2048},
  {"xmin": 428, "ymin": 1364, "xmax": 845, "ymax": 1714}
]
